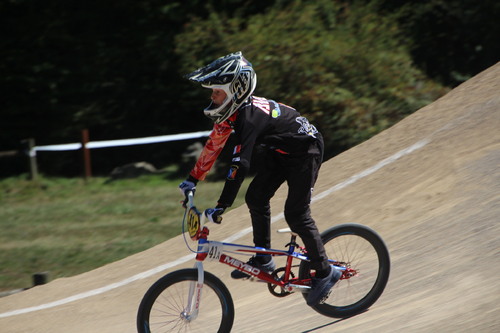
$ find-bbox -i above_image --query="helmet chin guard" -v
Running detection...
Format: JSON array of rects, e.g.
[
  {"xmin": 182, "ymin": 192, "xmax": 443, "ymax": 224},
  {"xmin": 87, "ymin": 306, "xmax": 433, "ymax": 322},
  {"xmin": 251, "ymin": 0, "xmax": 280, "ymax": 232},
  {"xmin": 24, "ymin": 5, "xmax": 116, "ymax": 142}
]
[{"xmin": 186, "ymin": 51, "xmax": 257, "ymax": 124}]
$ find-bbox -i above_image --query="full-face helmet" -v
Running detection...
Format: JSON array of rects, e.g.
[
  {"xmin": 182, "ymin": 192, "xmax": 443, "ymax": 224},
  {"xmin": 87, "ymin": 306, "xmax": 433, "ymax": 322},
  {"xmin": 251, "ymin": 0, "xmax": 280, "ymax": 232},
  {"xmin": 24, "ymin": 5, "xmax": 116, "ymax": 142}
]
[{"xmin": 186, "ymin": 51, "xmax": 257, "ymax": 124}]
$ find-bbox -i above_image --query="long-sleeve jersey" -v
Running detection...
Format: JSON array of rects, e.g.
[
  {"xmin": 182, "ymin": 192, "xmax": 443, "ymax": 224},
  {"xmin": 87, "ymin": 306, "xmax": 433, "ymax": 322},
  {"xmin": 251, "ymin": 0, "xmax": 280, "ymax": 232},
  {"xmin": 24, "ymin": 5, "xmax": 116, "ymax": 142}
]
[{"xmin": 190, "ymin": 96, "xmax": 320, "ymax": 207}]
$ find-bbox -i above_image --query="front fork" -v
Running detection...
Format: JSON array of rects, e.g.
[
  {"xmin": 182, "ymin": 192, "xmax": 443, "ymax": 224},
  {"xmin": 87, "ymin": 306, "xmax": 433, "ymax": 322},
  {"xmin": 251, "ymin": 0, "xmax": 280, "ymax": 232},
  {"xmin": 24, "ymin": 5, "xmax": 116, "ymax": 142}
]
[{"xmin": 184, "ymin": 261, "xmax": 204, "ymax": 322}]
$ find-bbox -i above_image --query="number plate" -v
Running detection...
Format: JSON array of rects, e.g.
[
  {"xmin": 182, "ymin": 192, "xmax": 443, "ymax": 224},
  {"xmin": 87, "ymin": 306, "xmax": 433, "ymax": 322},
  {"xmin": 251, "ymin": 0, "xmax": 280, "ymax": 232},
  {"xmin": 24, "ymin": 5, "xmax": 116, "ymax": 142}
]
[
  {"xmin": 206, "ymin": 242, "xmax": 223, "ymax": 262},
  {"xmin": 187, "ymin": 207, "xmax": 201, "ymax": 240}
]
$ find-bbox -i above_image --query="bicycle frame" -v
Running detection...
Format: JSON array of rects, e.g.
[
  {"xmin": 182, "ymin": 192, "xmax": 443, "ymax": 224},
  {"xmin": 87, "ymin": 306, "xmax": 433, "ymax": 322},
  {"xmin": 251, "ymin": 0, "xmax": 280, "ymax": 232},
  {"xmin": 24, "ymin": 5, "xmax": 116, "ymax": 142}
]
[
  {"xmin": 182, "ymin": 192, "xmax": 347, "ymax": 318},
  {"xmin": 196, "ymin": 235, "xmax": 312, "ymax": 287}
]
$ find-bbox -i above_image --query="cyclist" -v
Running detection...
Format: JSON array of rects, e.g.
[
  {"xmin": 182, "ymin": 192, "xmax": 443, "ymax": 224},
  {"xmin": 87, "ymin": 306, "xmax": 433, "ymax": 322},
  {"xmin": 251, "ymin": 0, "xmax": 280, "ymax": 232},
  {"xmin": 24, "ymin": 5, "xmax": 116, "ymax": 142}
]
[{"xmin": 179, "ymin": 51, "xmax": 341, "ymax": 306}]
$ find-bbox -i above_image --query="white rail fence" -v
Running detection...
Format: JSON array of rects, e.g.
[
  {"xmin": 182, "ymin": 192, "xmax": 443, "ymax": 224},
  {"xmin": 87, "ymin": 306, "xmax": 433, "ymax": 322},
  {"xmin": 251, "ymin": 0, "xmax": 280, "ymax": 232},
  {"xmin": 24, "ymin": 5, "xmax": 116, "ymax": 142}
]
[
  {"xmin": 9, "ymin": 130, "xmax": 211, "ymax": 180},
  {"xmin": 30, "ymin": 131, "xmax": 211, "ymax": 154}
]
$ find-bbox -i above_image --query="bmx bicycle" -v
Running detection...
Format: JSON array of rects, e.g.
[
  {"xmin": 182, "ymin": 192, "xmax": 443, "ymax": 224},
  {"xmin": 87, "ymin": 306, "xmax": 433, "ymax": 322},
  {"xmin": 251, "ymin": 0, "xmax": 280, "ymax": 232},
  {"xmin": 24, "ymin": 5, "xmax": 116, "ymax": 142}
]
[{"xmin": 137, "ymin": 191, "xmax": 390, "ymax": 332}]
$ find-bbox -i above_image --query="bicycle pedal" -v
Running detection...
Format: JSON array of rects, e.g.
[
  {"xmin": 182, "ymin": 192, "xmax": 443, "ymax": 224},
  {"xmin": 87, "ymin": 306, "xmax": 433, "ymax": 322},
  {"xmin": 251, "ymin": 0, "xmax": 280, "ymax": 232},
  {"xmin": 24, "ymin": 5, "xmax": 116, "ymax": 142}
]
[{"xmin": 245, "ymin": 276, "xmax": 261, "ymax": 282}]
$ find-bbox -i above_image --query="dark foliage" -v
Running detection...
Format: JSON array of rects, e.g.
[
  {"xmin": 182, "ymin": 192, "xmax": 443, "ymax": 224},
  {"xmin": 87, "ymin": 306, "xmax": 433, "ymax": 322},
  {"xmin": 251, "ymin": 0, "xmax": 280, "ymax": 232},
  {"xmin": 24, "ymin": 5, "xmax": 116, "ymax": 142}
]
[{"xmin": 0, "ymin": 0, "xmax": 497, "ymax": 177}]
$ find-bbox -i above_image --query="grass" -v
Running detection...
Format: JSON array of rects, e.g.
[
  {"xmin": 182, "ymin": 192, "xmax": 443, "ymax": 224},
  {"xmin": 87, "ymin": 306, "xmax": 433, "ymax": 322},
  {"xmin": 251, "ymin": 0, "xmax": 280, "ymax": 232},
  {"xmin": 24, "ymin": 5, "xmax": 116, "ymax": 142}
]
[{"xmin": 0, "ymin": 174, "xmax": 250, "ymax": 291}]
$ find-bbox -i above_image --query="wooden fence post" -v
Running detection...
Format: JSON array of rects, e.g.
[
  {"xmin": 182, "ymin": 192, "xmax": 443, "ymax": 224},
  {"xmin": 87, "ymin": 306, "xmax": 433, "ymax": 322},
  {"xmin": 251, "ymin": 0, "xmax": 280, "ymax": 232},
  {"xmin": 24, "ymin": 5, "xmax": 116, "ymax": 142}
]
[
  {"xmin": 81, "ymin": 129, "xmax": 92, "ymax": 180},
  {"xmin": 23, "ymin": 138, "xmax": 39, "ymax": 181}
]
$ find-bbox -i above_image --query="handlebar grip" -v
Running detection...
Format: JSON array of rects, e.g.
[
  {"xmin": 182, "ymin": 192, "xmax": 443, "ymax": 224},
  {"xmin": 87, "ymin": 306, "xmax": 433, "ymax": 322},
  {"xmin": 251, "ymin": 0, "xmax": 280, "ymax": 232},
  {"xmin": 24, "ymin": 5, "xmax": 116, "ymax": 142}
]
[{"xmin": 182, "ymin": 190, "xmax": 195, "ymax": 208}]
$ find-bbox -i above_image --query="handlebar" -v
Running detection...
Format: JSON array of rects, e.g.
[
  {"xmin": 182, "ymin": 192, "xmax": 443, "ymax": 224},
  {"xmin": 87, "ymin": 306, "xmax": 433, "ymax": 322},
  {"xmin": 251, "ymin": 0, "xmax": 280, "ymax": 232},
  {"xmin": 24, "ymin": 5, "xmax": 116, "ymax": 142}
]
[
  {"xmin": 183, "ymin": 190, "xmax": 222, "ymax": 224},
  {"xmin": 184, "ymin": 190, "xmax": 195, "ymax": 208},
  {"xmin": 182, "ymin": 189, "xmax": 196, "ymax": 210}
]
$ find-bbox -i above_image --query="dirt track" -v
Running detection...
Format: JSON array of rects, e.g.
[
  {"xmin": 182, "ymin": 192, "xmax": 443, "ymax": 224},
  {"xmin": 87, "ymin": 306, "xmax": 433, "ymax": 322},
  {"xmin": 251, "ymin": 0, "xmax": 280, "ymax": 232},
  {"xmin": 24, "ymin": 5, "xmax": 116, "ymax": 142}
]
[{"xmin": 1, "ymin": 63, "xmax": 499, "ymax": 332}]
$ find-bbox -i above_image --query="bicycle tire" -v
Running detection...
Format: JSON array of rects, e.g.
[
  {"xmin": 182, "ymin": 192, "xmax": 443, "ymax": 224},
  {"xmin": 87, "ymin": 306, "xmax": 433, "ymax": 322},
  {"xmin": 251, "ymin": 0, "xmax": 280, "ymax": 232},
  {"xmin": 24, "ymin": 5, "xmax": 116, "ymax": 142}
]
[
  {"xmin": 137, "ymin": 268, "xmax": 234, "ymax": 333},
  {"xmin": 299, "ymin": 223, "xmax": 390, "ymax": 318}
]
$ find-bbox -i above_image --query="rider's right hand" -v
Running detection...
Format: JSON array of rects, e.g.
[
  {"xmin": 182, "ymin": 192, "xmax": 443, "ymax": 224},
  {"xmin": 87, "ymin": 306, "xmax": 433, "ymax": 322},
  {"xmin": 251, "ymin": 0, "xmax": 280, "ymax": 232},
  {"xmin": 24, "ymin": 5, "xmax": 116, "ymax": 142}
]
[
  {"xmin": 179, "ymin": 177, "xmax": 198, "ymax": 208},
  {"xmin": 179, "ymin": 179, "xmax": 196, "ymax": 196}
]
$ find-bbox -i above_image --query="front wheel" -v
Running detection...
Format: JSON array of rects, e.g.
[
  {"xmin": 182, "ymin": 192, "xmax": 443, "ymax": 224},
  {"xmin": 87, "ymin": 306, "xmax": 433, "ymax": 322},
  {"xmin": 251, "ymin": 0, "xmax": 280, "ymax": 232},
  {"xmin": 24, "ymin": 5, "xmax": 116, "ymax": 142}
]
[
  {"xmin": 299, "ymin": 224, "xmax": 390, "ymax": 318},
  {"xmin": 137, "ymin": 268, "xmax": 234, "ymax": 333}
]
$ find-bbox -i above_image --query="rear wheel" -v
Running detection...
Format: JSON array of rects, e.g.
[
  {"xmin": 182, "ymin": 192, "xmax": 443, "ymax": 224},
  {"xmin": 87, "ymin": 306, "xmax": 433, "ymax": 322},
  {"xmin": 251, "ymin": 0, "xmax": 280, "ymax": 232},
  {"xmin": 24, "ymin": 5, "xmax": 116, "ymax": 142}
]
[
  {"xmin": 137, "ymin": 268, "xmax": 234, "ymax": 333},
  {"xmin": 299, "ymin": 224, "xmax": 390, "ymax": 317}
]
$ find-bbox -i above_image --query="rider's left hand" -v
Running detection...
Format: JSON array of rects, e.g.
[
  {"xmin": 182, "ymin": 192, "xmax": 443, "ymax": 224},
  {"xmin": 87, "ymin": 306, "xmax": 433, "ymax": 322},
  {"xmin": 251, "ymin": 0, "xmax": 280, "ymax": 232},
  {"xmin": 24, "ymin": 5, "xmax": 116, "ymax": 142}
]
[{"xmin": 205, "ymin": 207, "xmax": 225, "ymax": 224}]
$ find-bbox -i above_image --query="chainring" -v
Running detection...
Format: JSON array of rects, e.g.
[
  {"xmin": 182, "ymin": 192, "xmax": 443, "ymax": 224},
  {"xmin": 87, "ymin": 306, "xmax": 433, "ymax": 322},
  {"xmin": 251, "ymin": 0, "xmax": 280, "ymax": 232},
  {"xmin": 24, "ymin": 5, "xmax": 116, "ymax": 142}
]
[{"xmin": 267, "ymin": 267, "xmax": 295, "ymax": 297}]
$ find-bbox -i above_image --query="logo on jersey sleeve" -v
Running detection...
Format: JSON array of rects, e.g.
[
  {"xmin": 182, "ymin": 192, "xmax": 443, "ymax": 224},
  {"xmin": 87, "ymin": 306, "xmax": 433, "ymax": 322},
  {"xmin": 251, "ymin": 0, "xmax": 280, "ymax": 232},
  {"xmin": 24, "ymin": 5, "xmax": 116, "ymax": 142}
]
[
  {"xmin": 226, "ymin": 165, "xmax": 239, "ymax": 180},
  {"xmin": 296, "ymin": 117, "xmax": 318, "ymax": 138},
  {"xmin": 272, "ymin": 107, "xmax": 281, "ymax": 118}
]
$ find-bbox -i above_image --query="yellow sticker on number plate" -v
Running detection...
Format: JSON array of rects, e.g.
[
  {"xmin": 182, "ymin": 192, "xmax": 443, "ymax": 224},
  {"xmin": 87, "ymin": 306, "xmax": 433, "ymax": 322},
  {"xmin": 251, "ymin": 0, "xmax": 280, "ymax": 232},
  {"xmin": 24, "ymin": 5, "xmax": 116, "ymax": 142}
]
[{"xmin": 187, "ymin": 207, "xmax": 201, "ymax": 240}]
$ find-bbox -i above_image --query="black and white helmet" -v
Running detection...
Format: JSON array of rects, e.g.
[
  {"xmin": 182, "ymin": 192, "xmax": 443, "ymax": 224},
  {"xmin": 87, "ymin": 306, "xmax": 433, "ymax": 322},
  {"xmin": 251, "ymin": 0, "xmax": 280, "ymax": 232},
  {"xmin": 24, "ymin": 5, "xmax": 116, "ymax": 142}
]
[{"xmin": 186, "ymin": 51, "xmax": 257, "ymax": 124}]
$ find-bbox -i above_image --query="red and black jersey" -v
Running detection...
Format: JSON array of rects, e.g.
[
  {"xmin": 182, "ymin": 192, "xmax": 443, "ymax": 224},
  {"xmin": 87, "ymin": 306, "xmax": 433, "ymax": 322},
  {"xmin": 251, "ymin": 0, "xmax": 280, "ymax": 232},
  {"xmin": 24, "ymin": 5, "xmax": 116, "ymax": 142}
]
[{"xmin": 190, "ymin": 96, "xmax": 321, "ymax": 207}]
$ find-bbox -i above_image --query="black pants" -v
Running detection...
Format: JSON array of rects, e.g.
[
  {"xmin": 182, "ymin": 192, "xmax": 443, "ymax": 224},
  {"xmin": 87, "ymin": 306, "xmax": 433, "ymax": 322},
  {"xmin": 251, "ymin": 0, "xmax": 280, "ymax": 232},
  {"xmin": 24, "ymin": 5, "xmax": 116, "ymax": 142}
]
[{"xmin": 245, "ymin": 136, "xmax": 329, "ymax": 272}]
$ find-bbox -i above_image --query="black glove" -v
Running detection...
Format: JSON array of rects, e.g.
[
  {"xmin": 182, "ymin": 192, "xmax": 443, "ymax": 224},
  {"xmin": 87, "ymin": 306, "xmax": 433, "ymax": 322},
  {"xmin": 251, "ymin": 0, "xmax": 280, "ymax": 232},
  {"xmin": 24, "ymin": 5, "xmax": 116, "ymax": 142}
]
[{"xmin": 205, "ymin": 206, "xmax": 225, "ymax": 224}]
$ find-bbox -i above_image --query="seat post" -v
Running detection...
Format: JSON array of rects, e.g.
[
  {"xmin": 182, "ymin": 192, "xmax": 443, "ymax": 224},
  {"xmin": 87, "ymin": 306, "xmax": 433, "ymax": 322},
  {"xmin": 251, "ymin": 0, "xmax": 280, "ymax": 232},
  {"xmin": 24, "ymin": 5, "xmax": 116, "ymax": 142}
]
[{"xmin": 276, "ymin": 228, "xmax": 299, "ymax": 250}]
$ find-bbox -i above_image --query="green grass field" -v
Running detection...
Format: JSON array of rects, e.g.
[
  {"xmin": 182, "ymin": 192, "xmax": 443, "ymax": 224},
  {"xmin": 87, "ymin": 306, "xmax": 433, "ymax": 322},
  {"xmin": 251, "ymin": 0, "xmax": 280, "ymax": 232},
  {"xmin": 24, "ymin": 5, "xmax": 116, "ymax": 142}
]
[{"xmin": 0, "ymin": 174, "xmax": 249, "ymax": 292}]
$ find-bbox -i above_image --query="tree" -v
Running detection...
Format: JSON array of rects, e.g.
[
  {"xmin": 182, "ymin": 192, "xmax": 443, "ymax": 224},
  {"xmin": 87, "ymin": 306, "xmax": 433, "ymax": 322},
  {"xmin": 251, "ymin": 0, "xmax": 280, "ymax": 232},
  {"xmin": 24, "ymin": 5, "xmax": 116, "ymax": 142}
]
[
  {"xmin": 357, "ymin": 0, "xmax": 500, "ymax": 85},
  {"xmin": 175, "ymin": 0, "xmax": 447, "ymax": 158}
]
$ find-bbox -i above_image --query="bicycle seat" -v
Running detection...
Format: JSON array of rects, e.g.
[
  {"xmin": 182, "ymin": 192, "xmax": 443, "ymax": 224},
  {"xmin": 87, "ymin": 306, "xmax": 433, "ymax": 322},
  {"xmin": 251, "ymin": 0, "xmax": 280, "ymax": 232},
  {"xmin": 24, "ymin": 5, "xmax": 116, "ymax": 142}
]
[{"xmin": 277, "ymin": 228, "xmax": 298, "ymax": 236}]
